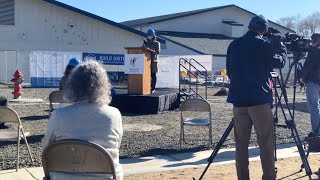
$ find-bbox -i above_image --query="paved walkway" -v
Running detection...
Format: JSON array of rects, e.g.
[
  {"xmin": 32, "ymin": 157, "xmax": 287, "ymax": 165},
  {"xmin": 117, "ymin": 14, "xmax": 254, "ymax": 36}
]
[{"xmin": 0, "ymin": 143, "xmax": 314, "ymax": 180}]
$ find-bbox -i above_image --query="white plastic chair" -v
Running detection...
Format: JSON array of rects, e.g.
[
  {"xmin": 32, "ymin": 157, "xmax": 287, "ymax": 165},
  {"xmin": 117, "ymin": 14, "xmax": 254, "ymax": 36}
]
[
  {"xmin": 179, "ymin": 98, "xmax": 212, "ymax": 148},
  {"xmin": 0, "ymin": 106, "xmax": 33, "ymax": 171},
  {"xmin": 42, "ymin": 139, "xmax": 117, "ymax": 180}
]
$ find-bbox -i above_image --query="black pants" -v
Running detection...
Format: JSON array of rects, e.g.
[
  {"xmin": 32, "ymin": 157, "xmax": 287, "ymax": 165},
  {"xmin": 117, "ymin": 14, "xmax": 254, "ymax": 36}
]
[
  {"xmin": 151, "ymin": 73, "xmax": 157, "ymax": 91},
  {"xmin": 0, "ymin": 96, "xmax": 8, "ymax": 127}
]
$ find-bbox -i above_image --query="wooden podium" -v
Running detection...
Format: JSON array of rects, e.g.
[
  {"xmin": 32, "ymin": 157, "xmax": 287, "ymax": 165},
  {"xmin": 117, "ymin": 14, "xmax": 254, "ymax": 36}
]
[{"xmin": 125, "ymin": 47, "xmax": 154, "ymax": 95}]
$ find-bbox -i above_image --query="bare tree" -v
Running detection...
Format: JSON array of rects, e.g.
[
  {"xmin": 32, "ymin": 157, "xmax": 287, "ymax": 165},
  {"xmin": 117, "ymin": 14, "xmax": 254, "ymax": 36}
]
[
  {"xmin": 277, "ymin": 12, "xmax": 320, "ymax": 37},
  {"xmin": 303, "ymin": 12, "xmax": 320, "ymax": 35},
  {"xmin": 297, "ymin": 19, "xmax": 310, "ymax": 37},
  {"xmin": 276, "ymin": 16, "xmax": 298, "ymax": 31}
]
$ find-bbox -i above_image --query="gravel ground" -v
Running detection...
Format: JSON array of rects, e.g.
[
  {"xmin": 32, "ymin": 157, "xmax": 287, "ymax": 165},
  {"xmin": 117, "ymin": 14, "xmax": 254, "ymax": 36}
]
[{"xmin": 0, "ymin": 84, "xmax": 312, "ymax": 170}]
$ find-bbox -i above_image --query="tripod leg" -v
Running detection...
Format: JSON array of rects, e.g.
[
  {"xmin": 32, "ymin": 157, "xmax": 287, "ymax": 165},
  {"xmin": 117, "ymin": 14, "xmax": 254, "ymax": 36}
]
[
  {"xmin": 271, "ymin": 69, "xmax": 312, "ymax": 178},
  {"xmin": 273, "ymin": 77, "xmax": 278, "ymax": 162},
  {"xmin": 289, "ymin": 122, "xmax": 313, "ymax": 176},
  {"xmin": 273, "ymin": 123, "xmax": 279, "ymax": 176},
  {"xmin": 301, "ymin": 150, "xmax": 310, "ymax": 170},
  {"xmin": 182, "ymin": 125, "xmax": 185, "ymax": 143},
  {"xmin": 291, "ymin": 56, "xmax": 313, "ymax": 177},
  {"xmin": 196, "ymin": 119, "xmax": 235, "ymax": 180},
  {"xmin": 284, "ymin": 62, "xmax": 294, "ymax": 85}
]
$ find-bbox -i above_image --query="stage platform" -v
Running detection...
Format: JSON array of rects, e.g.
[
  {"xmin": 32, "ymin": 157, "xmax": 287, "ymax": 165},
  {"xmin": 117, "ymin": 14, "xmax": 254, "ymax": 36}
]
[{"xmin": 110, "ymin": 89, "xmax": 180, "ymax": 114}]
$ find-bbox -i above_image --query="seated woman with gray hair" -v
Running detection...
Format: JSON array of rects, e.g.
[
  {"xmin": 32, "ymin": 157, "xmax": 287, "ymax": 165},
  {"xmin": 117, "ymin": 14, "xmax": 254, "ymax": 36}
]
[{"xmin": 42, "ymin": 61, "xmax": 123, "ymax": 180}]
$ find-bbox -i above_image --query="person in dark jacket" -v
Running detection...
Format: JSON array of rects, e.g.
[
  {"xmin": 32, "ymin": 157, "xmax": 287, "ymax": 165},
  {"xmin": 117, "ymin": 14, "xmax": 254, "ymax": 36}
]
[
  {"xmin": 59, "ymin": 58, "xmax": 81, "ymax": 90},
  {"xmin": 226, "ymin": 15, "xmax": 287, "ymax": 180},
  {"xmin": 0, "ymin": 96, "xmax": 9, "ymax": 129},
  {"xmin": 144, "ymin": 29, "xmax": 161, "ymax": 93},
  {"xmin": 301, "ymin": 33, "xmax": 320, "ymax": 134}
]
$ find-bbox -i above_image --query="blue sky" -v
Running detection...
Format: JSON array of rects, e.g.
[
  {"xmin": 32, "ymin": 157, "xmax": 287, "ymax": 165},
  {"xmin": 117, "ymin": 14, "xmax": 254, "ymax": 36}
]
[{"xmin": 58, "ymin": 0, "xmax": 320, "ymax": 23}]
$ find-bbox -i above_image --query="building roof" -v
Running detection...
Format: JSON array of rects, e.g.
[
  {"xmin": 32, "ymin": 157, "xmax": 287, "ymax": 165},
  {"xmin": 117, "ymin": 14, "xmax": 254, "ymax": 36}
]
[
  {"xmin": 157, "ymin": 30, "xmax": 235, "ymax": 40},
  {"xmin": 122, "ymin": 5, "xmax": 233, "ymax": 27},
  {"xmin": 122, "ymin": 4, "xmax": 295, "ymax": 33},
  {"xmin": 158, "ymin": 31, "xmax": 233, "ymax": 56},
  {"xmin": 42, "ymin": 0, "xmax": 166, "ymax": 44}
]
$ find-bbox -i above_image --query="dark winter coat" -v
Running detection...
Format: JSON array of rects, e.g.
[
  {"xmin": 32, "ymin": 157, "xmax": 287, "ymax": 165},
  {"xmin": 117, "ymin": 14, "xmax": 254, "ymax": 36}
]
[
  {"xmin": 226, "ymin": 31, "xmax": 287, "ymax": 107},
  {"xmin": 0, "ymin": 96, "xmax": 7, "ymax": 106},
  {"xmin": 59, "ymin": 75, "xmax": 68, "ymax": 90},
  {"xmin": 145, "ymin": 38, "xmax": 161, "ymax": 73},
  {"xmin": 302, "ymin": 44, "xmax": 320, "ymax": 85}
]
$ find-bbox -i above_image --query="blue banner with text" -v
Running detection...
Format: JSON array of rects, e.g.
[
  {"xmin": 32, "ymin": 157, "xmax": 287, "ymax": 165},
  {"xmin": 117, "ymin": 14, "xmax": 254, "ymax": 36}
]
[{"xmin": 83, "ymin": 53, "xmax": 125, "ymax": 65}]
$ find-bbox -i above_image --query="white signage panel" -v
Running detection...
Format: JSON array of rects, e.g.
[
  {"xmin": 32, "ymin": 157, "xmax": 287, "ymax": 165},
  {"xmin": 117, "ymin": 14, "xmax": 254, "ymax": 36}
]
[
  {"xmin": 30, "ymin": 51, "xmax": 82, "ymax": 87},
  {"xmin": 124, "ymin": 54, "xmax": 145, "ymax": 74},
  {"xmin": 156, "ymin": 56, "xmax": 180, "ymax": 88}
]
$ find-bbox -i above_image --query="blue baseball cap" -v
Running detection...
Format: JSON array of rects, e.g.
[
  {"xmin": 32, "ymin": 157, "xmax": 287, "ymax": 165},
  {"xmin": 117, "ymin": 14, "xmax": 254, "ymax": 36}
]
[
  {"xmin": 249, "ymin": 15, "xmax": 269, "ymax": 31},
  {"xmin": 147, "ymin": 29, "xmax": 155, "ymax": 36},
  {"xmin": 68, "ymin": 58, "xmax": 81, "ymax": 67}
]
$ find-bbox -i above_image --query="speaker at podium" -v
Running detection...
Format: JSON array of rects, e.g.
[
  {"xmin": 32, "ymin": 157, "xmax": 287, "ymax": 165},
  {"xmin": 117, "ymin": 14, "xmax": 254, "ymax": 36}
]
[
  {"xmin": 124, "ymin": 47, "xmax": 155, "ymax": 95},
  {"xmin": 110, "ymin": 47, "xmax": 180, "ymax": 114}
]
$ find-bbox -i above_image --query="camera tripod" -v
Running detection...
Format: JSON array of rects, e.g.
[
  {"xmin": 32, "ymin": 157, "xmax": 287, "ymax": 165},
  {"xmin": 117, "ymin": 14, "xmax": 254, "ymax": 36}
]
[
  {"xmin": 284, "ymin": 52, "xmax": 306, "ymax": 86},
  {"xmin": 194, "ymin": 54, "xmax": 312, "ymax": 180},
  {"xmin": 271, "ymin": 69, "xmax": 312, "ymax": 178}
]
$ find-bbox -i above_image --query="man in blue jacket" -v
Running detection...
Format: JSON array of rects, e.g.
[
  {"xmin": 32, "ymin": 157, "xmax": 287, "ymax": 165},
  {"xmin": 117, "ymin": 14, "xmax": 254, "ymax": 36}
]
[{"xmin": 226, "ymin": 15, "xmax": 287, "ymax": 180}]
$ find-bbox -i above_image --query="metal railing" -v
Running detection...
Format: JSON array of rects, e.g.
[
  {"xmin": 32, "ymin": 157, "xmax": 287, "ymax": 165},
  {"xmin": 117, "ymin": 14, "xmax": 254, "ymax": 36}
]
[{"xmin": 179, "ymin": 58, "xmax": 208, "ymax": 100}]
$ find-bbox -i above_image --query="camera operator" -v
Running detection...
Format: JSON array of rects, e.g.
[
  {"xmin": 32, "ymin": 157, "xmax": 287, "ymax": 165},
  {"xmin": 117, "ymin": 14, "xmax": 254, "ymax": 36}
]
[
  {"xmin": 226, "ymin": 15, "xmax": 287, "ymax": 180},
  {"xmin": 301, "ymin": 33, "xmax": 320, "ymax": 135}
]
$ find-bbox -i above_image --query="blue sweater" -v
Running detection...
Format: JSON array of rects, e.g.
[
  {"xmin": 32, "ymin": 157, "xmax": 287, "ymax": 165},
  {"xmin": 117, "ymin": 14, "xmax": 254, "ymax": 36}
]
[{"xmin": 226, "ymin": 31, "xmax": 287, "ymax": 107}]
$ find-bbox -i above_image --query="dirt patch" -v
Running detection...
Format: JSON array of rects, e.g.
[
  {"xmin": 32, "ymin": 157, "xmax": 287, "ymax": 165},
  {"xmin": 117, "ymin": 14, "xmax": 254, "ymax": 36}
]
[
  {"xmin": 124, "ymin": 124, "xmax": 163, "ymax": 132},
  {"xmin": 125, "ymin": 154, "xmax": 320, "ymax": 180}
]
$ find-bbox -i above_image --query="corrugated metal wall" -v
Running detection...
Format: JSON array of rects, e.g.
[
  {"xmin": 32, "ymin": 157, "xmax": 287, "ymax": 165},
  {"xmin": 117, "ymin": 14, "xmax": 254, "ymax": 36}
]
[
  {"xmin": 0, "ymin": 0, "xmax": 14, "ymax": 25},
  {"xmin": 0, "ymin": 51, "xmax": 30, "ymax": 84},
  {"xmin": 0, "ymin": 0, "xmax": 144, "ymax": 53}
]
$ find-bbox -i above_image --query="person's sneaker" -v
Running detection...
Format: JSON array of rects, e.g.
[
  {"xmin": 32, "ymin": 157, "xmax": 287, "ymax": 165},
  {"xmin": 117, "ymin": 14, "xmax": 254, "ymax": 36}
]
[
  {"xmin": 0, "ymin": 123, "xmax": 11, "ymax": 129},
  {"xmin": 151, "ymin": 90, "xmax": 155, "ymax": 93}
]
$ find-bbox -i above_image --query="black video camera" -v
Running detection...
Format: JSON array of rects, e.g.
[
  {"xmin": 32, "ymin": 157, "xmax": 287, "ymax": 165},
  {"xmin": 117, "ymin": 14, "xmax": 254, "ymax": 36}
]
[
  {"xmin": 264, "ymin": 28, "xmax": 312, "ymax": 52},
  {"xmin": 283, "ymin": 33, "xmax": 312, "ymax": 52}
]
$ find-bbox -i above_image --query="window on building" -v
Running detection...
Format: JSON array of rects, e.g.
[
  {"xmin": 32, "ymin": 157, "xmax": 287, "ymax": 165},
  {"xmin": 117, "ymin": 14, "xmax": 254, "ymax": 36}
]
[{"xmin": 0, "ymin": 0, "xmax": 14, "ymax": 25}]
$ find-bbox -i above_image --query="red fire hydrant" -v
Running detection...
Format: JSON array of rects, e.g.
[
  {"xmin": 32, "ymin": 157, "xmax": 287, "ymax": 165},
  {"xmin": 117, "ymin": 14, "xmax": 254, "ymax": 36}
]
[{"xmin": 11, "ymin": 70, "xmax": 24, "ymax": 99}]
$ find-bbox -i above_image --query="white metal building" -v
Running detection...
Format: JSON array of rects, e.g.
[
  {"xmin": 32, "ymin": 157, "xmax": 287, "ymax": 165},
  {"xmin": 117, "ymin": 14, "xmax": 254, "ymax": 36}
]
[
  {"xmin": 123, "ymin": 5, "xmax": 295, "ymax": 71},
  {"xmin": 0, "ymin": 0, "xmax": 164, "ymax": 53},
  {"xmin": 0, "ymin": 0, "xmax": 195, "ymax": 84},
  {"xmin": 0, "ymin": 1, "xmax": 295, "ymax": 85}
]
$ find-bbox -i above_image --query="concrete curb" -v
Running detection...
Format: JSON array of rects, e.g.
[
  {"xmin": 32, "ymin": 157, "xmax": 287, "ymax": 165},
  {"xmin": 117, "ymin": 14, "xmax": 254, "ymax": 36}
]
[{"xmin": 0, "ymin": 143, "xmax": 316, "ymax": 179}]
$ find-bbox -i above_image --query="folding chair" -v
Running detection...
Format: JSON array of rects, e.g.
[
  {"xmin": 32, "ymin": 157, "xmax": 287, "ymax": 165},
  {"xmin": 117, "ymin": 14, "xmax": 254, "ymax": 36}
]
[
  {"xmin": 48, "ymin": 90, "xmax": 69, "ymax": 116},
  {"xmin": 42, "ymin": 139, "xmax": 117, "ymax": 180},
  {"xmin": 0, "ymin": 106, "xmax": 33, "ymax": 171},
  {"xmin": 179, "ymin": 98, "xmax": 212, "ymax": 148}
]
